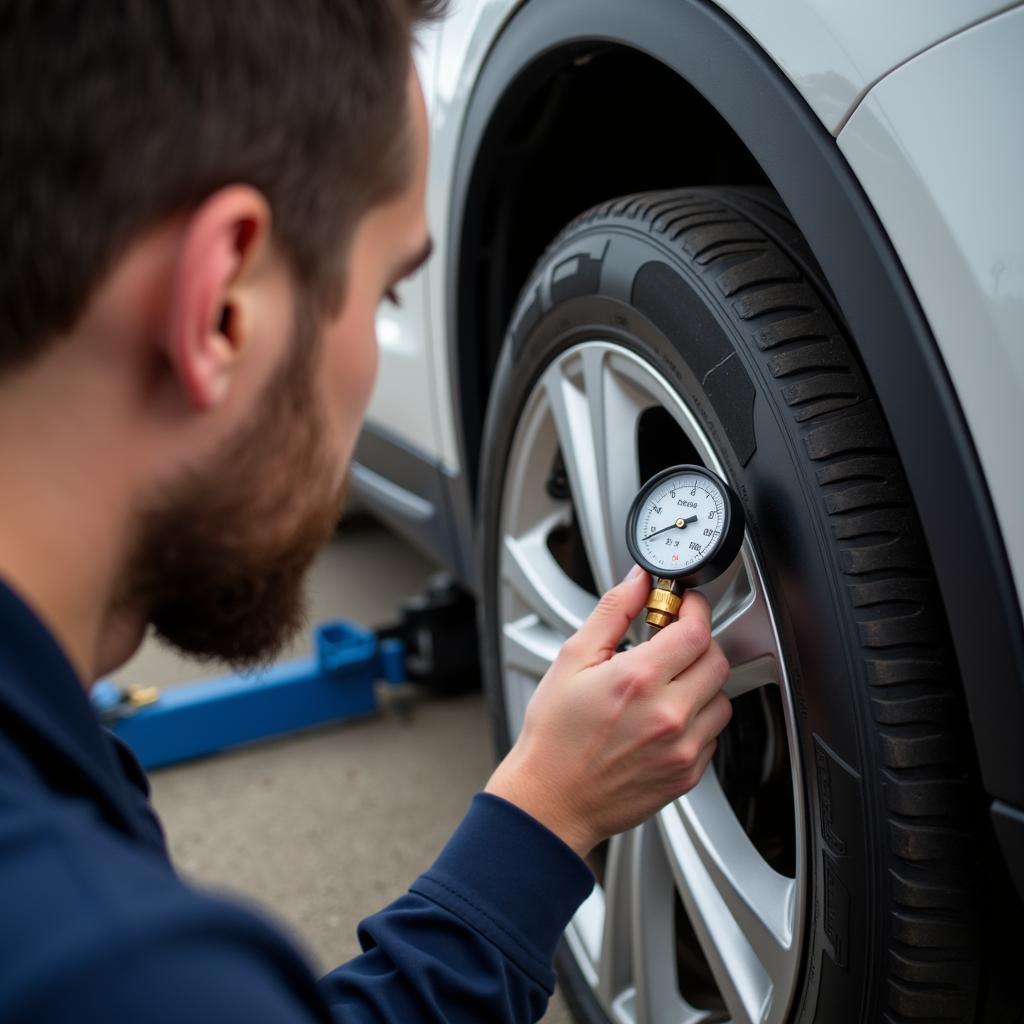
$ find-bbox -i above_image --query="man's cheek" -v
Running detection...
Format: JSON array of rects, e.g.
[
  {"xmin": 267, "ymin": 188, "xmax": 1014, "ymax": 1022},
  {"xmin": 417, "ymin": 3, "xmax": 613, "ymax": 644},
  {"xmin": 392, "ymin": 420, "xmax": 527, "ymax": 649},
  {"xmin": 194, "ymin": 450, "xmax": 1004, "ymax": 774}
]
[
  {"xmin": 364, "ymin": 328, "xmax": 380, "ymax": 404},
  {"xmin": 323, "ymin": 322, "xmax": 378, "ymax": 448},
  {"xmin": 350, "ymin": 317, "xmax": 380, "ymax": 414}
]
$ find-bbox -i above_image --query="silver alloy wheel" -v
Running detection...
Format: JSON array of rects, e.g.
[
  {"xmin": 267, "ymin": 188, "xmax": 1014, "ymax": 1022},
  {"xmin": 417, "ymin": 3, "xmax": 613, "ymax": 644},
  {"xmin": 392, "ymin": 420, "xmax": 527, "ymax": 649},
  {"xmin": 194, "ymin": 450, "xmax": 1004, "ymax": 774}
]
[{"xmin": 497, "ymin": 341, "xmax": 806, "ymax": 1024}]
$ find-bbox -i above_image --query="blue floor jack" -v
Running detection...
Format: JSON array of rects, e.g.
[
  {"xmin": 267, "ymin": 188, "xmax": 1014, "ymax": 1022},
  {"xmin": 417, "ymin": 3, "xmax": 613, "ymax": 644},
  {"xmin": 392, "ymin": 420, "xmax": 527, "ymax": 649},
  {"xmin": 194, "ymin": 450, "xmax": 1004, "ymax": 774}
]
[{"xmin": 90, "ymin": 574, "xmax": 479, "ymax": 771}]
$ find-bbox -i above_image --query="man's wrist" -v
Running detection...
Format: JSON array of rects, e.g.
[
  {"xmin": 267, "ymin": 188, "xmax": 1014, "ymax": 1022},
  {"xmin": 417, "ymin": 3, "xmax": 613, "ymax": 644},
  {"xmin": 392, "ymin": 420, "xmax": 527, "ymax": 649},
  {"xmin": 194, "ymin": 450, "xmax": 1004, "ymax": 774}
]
[{"xmin": 484, "ymin": 760, "xmax": 596, "ymax": 859}]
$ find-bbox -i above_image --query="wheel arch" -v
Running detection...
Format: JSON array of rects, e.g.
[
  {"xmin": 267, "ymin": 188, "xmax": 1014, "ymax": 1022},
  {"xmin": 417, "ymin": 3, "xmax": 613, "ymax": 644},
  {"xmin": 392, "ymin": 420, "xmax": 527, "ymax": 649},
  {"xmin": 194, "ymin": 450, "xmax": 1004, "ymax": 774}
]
[{"xmin": 448, "ymin": 0, "xmax": 1024, "ymax": 827}]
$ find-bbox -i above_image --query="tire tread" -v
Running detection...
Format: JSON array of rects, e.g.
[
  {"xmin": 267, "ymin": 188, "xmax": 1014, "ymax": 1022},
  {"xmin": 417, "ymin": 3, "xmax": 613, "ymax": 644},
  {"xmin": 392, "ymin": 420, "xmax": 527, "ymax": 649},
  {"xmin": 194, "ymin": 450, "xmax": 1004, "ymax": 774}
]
[
  {"xmin": 586, "ymin": 188, "xmax": 979, "ymax": 1020},
  {"xmin": 497, "ymin": 187, "xmax": 979, "ymax": 1022}
]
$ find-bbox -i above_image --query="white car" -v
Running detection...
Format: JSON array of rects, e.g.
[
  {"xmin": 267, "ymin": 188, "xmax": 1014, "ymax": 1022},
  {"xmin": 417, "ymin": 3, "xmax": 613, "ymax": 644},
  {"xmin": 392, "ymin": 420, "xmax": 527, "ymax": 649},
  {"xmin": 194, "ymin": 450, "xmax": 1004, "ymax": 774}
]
[{"xmin": 352, "ymin": 2, "xmax": 1024, "ymax": 1020}]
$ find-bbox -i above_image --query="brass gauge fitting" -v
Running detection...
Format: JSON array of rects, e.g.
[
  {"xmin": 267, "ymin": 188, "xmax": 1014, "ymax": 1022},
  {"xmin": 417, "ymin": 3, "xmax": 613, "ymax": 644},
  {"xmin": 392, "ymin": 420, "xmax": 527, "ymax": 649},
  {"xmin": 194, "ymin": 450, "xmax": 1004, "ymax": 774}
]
[{"xmin": 644, "ymin": 576, "xmax": 685, "ymax": 632}]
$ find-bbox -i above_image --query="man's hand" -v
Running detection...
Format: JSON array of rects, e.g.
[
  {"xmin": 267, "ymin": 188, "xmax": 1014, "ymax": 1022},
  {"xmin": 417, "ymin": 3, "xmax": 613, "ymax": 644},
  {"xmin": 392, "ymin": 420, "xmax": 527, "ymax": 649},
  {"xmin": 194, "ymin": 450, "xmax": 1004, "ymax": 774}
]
[{"xmin": 485, "ymin": 566, "xmax": 732, "ymax": 858}]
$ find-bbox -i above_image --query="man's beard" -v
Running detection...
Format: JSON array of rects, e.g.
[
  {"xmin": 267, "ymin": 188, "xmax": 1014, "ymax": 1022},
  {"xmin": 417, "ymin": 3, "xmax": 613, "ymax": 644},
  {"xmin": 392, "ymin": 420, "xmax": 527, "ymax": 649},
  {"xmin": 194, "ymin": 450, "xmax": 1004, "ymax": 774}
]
[{"xmin": 118, "ymin": 300, "xmax": 345, "ymax": 669}]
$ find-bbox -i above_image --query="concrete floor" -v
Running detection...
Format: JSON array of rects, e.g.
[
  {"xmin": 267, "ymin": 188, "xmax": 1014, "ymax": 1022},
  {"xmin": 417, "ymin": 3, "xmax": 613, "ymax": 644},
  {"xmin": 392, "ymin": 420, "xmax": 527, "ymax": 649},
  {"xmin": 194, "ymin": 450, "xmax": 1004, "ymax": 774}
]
[{"xmin": 111, "ymin": 516, "xmax": 574, "ymax": 1023}]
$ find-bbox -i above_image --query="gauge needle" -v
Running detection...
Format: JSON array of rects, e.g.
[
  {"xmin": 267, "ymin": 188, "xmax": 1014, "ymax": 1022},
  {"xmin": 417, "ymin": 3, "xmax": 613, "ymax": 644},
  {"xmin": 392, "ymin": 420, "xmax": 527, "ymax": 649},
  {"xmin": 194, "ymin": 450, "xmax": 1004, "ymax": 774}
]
[{"xmin": 645, "ymin": 515, "xmax": 698, "ymax": 540}]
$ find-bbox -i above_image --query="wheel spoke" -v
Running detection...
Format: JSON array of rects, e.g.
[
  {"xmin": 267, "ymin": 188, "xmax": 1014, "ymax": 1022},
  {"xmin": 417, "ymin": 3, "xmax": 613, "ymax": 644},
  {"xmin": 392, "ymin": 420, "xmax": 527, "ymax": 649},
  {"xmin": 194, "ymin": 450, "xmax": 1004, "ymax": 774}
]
[
  {"xmin": 658, "ymin": 770, "xmax": 797, "ymax": 1024},
  {"xmin": 678, "ymin": 773, "xmax": 796, "ymax": 979},
  {"xmin": 502, "ymin": 668, "xmax": 537, "ymax": 734},
  {"xmin": 631, "ymin": 823, "xmax": 710, "ymax": 1024},
  {"xmin": 699, "ymin": 549, "xmax": 745, "ymax": 618},
  {"xmin": 542, "ymin": 349, "xmax": 645, "ymax": 595},
  {"xmin": 501, "ymin": 616, "xmax": 561, "ymax": 679},
  {"xmin": 597, "ymin": 826, "xmax": 702, "ymax": 1024},
  {"xmin": 596, "ymin": 832, "xmax": 635, "ymax": 1011},
  {"xmin": 502, "ymin": 526, "xmax": 596, "ymax": 637},
  {"xmin": 580, "ymin": 347, "xmax": 646, "ymax": 588},
  {"xmin": 723, "ymin": 654, "xmax": 779, "ymax": 700},
  {"xmin": 710, "ymin": 549, "xmax": 781, "ymax": 699}
]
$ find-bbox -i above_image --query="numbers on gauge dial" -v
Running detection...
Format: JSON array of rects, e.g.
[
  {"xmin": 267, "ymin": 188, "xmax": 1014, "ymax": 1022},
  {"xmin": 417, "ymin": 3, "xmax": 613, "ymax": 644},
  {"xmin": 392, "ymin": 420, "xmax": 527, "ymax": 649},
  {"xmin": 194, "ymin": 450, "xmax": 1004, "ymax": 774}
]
[{"xmin": 637, "ymin": 474, "xmax": 725, "ymax": 573}]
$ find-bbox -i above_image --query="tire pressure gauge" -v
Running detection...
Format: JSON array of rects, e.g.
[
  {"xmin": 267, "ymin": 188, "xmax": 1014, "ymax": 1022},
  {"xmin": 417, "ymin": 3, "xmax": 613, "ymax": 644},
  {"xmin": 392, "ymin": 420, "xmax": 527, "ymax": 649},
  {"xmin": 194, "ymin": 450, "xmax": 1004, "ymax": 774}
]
[{"xmin": 625, "ymin": 464, "xmax": 745, "ymax": 633}]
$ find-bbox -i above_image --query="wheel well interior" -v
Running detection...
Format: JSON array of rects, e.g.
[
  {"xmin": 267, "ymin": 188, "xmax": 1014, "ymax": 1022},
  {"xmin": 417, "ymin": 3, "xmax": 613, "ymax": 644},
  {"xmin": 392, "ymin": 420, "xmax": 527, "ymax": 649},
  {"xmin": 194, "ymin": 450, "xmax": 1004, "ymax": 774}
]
[{"xmin": 457, "ymin": 44, "xmax": 770, "ymax": 497}]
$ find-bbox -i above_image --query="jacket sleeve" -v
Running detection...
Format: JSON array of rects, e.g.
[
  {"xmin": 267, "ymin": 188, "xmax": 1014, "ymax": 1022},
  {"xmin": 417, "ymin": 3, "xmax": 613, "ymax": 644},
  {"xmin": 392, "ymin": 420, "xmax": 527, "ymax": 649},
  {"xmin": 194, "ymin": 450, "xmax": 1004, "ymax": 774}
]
[
  {"xmin": 3, "ymin": 791, "xmax": 591, "ymax": 1024},
  {"xmin": 318, "ymin": 793, "xmax": 595, "ymax": 1024}
]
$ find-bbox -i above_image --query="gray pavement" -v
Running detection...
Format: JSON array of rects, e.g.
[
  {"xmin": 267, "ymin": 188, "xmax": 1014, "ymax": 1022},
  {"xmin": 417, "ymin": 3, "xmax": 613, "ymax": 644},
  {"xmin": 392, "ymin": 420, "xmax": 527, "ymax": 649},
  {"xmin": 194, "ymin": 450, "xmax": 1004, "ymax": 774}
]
[{"xmin": 111, "ymin": 516, "xmax": 573, "ymax": 1023}]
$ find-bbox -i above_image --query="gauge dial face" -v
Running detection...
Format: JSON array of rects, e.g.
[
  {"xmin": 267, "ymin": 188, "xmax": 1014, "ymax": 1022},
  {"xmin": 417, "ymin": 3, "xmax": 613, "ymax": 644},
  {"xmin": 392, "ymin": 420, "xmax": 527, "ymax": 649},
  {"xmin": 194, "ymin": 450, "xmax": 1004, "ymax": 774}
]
[{"xmin": 631, "ymin": 469, "xmax": 728, "ymax": 575}]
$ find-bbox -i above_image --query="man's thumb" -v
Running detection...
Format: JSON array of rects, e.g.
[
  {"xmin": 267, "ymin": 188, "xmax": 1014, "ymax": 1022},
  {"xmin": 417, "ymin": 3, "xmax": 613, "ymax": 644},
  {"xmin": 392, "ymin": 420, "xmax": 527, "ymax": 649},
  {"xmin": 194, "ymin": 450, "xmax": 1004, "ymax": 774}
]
[{"xmin": 559, "ymin": 565, "xmax": 649, "ymax": 671}]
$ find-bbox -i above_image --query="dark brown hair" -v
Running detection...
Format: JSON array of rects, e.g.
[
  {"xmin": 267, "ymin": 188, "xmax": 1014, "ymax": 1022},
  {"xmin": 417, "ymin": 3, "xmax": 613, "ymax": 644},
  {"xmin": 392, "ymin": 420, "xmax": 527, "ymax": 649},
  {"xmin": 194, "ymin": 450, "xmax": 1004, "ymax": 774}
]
[{"xmin": 0, "ymin": 0, "xmax": 445, "ymax": 371}]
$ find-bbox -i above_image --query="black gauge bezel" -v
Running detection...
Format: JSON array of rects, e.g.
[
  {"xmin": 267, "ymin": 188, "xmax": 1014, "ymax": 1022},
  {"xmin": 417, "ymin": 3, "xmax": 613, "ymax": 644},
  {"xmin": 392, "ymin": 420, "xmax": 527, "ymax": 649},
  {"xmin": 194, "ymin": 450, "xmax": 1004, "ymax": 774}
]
[{"xmin": 625, "ymin": 464, "xmax": 745, "ymax": 587}]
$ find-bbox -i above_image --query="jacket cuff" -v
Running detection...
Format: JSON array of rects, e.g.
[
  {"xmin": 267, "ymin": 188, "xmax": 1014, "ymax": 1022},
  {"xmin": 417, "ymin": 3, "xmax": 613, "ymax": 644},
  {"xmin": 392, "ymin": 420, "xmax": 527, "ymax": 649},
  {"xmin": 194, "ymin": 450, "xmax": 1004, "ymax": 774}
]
[{"xmin": 411, "ymin": 792, "xmax": 594, "ymax": 985}]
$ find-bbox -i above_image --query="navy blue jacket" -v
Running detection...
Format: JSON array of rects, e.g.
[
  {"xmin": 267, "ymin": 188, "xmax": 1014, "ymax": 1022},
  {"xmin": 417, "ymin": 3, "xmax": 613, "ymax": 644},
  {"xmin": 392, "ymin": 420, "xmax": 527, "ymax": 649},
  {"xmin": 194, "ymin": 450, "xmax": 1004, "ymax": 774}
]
[{"xmin": 0, "ymin": 578, "xmax": 593, "ymax": 1022}]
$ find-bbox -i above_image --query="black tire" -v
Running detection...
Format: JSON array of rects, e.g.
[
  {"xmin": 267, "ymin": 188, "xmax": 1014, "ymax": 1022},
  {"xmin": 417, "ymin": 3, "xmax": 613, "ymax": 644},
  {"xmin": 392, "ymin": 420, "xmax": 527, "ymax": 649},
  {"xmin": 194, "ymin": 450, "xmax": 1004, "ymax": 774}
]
[{"xmin": 477, "ymin": 188, "xmax": 980, "ymax": 1022}]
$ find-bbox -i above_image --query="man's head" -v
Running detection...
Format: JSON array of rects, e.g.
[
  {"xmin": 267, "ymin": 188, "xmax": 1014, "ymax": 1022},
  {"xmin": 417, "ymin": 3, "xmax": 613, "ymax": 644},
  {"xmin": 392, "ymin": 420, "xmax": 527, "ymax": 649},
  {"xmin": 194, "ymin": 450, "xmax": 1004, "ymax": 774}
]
[{"xmin": 0, "ymin": 1, "xmax": 440, "ymax": 675}]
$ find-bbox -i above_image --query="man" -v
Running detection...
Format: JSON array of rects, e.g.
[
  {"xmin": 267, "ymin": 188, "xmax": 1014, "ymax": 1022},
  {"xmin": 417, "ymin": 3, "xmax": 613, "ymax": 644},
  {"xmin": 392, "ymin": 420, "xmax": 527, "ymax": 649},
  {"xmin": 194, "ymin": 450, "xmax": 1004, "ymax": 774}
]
[{"xmin": 0, "ymin": 2, "xmax": 733, "ymax": 1021}]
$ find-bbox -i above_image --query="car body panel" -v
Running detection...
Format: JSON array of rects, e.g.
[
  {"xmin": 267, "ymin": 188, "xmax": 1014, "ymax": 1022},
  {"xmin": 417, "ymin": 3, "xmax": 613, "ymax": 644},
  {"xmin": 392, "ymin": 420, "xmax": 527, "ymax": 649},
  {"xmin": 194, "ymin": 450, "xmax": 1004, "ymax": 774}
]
[
  {"xmin": 838, "ymin": 4, "xmax": 1024, "ymax": 623},
  {"xmin": 363, "ymin": 21, "xmax": 446, "ymax": 462},
  {"xmin": 363, "ymin": 2, "xmax": 517, "ymax": 474},
  {"xmin": 361, "ymin": 0, "xmax": 1020, "ymax": 472},
  {"xmin": 721, "ymin": 0, "xmax": 1020, "ymax": 132}
]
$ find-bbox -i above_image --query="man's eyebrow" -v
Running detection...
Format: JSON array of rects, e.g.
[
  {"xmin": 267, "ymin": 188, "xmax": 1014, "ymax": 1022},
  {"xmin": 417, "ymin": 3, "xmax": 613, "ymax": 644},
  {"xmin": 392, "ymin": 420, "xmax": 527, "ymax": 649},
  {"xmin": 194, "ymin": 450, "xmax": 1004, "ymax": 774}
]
[{"xmin": 393, "ymin": 236, "xmax": 434, "ymax": 283}]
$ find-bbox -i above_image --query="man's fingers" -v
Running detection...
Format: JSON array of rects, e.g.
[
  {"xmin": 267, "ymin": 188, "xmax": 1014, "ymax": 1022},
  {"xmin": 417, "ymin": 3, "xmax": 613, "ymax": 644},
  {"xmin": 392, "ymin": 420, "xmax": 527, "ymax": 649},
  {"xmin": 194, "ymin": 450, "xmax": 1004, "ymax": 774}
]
[
  {"xmin": 666, "ymin": 640, "xmax": 731, "ymax": 714},
  {"xmin": 557, "ymin": 566, "xmax": 650, "ymax": 672},
  {"xmin": 619, "ymin": 589, "xmax": 713, "ymax": 683},
  {"xmin": 678, "ymin": 736, "xmax": 719, "ymax": 795},
  {"xmin": 670, "ymin": 693, "xmax": 730, "ymax": 794},
  {"xmin": 687, "ymin": 690, "xmax": 733, "ymax": 746}
]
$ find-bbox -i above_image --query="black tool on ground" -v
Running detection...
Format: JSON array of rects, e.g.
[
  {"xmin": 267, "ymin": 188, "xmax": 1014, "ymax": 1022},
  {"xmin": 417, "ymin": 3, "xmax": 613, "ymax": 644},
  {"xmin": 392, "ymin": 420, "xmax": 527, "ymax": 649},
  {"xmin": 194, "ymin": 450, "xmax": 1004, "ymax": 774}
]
[
  {"xmin": 625, "ymin": 464, "xmax": 745, "ymax": 634},
  {"xmin": 377, "ymin": 572, "xmax": 481, "ymax": 696}
]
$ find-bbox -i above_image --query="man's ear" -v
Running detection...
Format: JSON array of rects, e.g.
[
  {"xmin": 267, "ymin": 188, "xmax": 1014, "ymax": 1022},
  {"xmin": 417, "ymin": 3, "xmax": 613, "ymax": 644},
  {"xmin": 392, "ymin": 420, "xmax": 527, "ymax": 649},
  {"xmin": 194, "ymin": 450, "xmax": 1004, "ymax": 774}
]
[{"xmin": 167, "ymin": 186, "xmax": 271, "ymax": 410}]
